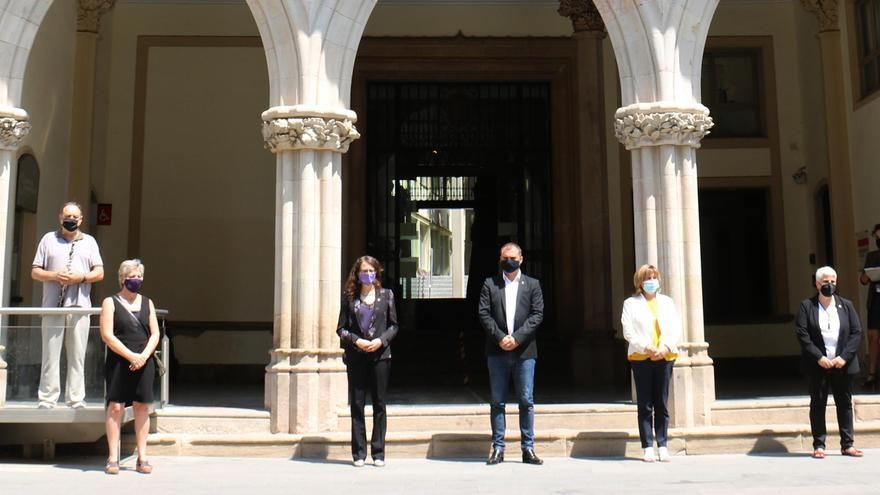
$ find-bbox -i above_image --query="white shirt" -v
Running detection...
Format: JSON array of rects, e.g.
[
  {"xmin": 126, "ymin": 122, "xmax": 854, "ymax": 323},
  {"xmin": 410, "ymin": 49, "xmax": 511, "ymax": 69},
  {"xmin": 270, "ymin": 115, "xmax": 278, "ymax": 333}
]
[
  {"xmin": 503, "ymin": 270, "xmax": 521, "ymax": 335},
  {"xmin": 817, "ymin": 297, "xmax": 840, "ymax": 359}
]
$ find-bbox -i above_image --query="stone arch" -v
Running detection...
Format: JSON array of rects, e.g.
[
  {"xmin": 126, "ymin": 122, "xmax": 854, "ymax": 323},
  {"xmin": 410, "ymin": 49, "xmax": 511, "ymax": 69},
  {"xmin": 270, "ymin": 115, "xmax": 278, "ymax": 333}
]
[
  {"xmin": 246, "ymin": 0, "xmax": 376, "ymax": 110},
  {"xmin": 593, "ymin": 0, "xmax": 718, "ymax": 105},
  {"xmin": 0, "ymin": 1, "xmax": 54, "ymax": 112}
]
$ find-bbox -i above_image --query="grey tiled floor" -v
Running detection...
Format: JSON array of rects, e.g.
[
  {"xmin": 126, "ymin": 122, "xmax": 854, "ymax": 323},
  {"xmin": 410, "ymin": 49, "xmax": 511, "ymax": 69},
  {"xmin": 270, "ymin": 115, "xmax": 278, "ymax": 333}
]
[{"xmin": 1, "ymin": 452, "xmax": 878, "ymax": 494}]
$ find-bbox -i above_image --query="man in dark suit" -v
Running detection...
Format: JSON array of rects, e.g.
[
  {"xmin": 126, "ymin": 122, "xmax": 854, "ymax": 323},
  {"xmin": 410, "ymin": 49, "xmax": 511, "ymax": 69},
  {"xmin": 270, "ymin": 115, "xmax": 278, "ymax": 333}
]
[
  {"xmin": 478, "ymin": 242, "xmax": 544, "ymax": 465},
  {"xmin": 795, "ymin": 266, "xmax": 864, "ymax": 459}
]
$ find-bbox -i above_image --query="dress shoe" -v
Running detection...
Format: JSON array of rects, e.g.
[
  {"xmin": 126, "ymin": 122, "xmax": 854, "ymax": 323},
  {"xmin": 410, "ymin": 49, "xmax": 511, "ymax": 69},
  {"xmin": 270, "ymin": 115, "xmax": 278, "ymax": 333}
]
[
  {"xmin": 486, "ymin": 448, "xmax": 504, "ymax": 465},
  {"xmin": 521, "ymin": 448, "xmax": 543, "ymax": 465}
]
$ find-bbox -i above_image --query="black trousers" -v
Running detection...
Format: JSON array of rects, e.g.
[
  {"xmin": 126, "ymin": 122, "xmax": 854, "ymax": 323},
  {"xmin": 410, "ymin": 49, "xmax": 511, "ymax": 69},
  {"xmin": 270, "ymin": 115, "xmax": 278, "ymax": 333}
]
[
  {"xmin": 807, "ymin": 370, "xmax": 855, "ymax": 450},
  {"xmin": 347, "ymin": 357, "xmax": 390, "ymax": 461},
  {"xmin": 631, "ymin": 359, "xmax": 674, "ymax": 448}
]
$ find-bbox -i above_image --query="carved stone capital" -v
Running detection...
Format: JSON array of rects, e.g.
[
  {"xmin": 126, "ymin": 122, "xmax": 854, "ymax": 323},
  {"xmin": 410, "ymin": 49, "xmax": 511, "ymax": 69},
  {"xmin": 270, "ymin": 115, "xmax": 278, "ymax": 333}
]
[
  {"xmin": 262, "ymin": 116, "xmax": 361, "ymax": 154},
  {"xmin": 801, "ymin": 0, "xmax": 839, "ymax": 32},
  {"xmin": 0, "ymin": 117, "xmax": 31, "ymax": 150},
  {"xmin": 614, "ymin": 103, "xmax": 713, "ymax": 150},
  {"xmin": 558, "ymin": 0, "xmax": 605, "ymax": 32},
  {"xmin": 77, "ymin": 0, "xmax": 115, "ymax": 33}
]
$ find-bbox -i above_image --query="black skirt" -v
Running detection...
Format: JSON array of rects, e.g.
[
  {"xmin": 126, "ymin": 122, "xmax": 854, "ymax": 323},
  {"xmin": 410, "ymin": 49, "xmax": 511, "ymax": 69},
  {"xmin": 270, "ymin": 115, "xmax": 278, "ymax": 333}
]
[{"xmin": 105, "ymin": 352, "xmax": 155, "ymax": 405}]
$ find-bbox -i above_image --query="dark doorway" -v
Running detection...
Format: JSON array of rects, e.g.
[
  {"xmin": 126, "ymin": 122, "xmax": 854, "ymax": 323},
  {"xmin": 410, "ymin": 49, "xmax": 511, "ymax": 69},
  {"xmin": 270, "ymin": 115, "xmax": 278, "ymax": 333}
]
[
  {"xmin": 365, "ymin": 82, "xmax": 555, "ymax": 396},
  {"xmin": 699, "ymin": 187, "xmax": 774, "ymax": 323}
]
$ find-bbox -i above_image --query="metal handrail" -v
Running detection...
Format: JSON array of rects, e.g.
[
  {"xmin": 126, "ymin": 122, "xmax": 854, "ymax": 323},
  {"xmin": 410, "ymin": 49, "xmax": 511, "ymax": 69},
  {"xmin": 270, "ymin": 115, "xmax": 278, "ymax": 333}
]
[
  {"xmin": 0, "ymin": 307, "xmax": 169, "ymax": 317},
  {"xmin": 0, "ymin": 306, "xmax": 171, "ymax": 408}
]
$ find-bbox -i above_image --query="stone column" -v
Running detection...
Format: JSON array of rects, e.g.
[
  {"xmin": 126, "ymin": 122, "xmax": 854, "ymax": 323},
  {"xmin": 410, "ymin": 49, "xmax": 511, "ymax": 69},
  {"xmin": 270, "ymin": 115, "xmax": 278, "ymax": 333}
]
[
  {"xmin": 246, "ymin": 0, "xmax": 376, "ymax": 433},
  {"xmin": 557, "ymin": 1, "xmax": 619, "ymax": 387},
  {"xmin": 0, "ymin": 107, "xmax": 31, "ymax": 407},
  {"xmin": 801, "ymin": 0, "xmax": 859, "ymax": 303},
  {"xmin": 68, "ymin": 1, "xmax": 115, "ymax": 205},
  {"xmin": 594, "ymin": 0, "xmax": 719, "ymax": 427},
  {"xmin": 262, "ymin": 109, "xmax": 360, "ymax": 433}
]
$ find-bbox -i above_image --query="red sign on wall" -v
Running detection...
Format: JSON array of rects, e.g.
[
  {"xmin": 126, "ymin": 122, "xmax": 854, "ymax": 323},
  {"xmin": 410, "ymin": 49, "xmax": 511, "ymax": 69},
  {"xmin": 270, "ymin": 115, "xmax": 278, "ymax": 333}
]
[{"xmin": 97, "ymin": 203, "xmax": 112, "ymax": 226}]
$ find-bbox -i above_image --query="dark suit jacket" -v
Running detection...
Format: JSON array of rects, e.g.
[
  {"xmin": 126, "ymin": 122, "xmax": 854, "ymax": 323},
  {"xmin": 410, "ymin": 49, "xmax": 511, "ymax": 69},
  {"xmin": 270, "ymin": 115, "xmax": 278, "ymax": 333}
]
[
  {"xmin": 795, "ymin": 295, "xmax": 861, "ymax": 375},
  {"xmin": 336, "ymin": 288, "xmax": 399, "ymax": 362},
  {"xmin": 478, "ymin": 273, "xmax": 544, "ymax": 359}
]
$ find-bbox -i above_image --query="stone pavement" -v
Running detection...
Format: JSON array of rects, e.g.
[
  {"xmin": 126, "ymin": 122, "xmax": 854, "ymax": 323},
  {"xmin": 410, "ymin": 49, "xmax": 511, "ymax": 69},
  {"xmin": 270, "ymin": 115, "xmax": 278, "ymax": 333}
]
[{"xmin": 1, "ymin": 451, "xmax": 879, "ymax": 494}]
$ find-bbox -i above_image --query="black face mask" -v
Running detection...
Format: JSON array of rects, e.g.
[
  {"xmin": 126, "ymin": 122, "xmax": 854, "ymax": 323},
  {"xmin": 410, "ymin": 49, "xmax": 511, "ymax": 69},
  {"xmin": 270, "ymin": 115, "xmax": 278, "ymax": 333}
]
[
  {"xmin": 62, "ymin": 219, "xmax": 78, "ymax": 232},
  {"xmin": 500, "ymin": 259, "xmax": 520, "ymax": 274},
  {"xmin": 820, "ymin": 282, "xmax": 836, "ymax": 297}
]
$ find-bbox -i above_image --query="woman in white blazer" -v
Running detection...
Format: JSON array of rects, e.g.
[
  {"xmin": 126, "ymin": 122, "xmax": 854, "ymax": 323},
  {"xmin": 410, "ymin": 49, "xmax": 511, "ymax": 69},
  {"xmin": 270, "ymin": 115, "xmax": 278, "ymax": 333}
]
[{"xmin": 621, "ymin": 264, "xmax": 683, "ymax": 463}]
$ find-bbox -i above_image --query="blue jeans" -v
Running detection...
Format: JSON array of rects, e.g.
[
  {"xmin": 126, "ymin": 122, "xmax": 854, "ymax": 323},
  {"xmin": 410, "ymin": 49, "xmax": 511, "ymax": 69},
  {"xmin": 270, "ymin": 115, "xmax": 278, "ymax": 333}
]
[{"xmin": 488, "ymin": 354, "xmax": 536, "ymax": 450}]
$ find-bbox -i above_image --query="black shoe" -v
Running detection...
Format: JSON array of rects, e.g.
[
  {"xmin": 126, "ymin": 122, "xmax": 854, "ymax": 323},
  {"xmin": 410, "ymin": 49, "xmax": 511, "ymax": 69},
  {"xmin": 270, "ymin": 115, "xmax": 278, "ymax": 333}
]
[
  {"xmin": 521, "ymin": 448, "xmax": 543, "ymax": 465},
  {"xmin": 486, "ymin": 448, "xmax": 504, "ymax": 465}
]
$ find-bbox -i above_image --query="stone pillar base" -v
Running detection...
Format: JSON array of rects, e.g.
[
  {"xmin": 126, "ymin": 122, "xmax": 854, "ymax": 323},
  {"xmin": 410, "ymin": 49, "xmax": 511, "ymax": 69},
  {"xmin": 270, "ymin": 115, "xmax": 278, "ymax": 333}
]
[
  {"xmin": 669, "ymin": 344, "xmax": 714, "ymax": 428},
  {"xmin": 266, "ymin": 348, "xmax": 347, "ymax": 434}
]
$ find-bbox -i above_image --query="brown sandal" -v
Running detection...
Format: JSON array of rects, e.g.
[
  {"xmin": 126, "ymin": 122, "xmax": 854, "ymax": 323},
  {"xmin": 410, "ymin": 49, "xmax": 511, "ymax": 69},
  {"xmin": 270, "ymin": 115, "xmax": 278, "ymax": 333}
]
[
  {"xmin": 136, "ymin": 459, "xmax": 153, "ymax": 474},
  {"xmin": 841, "ymin": 447, "xmax": 864, "ymax": 457},
  {"xmin": 811, "ymin": 449, "xmax": 826, "ymax": 459},
  {"xmin": 105, "ymin": 460, "xmax": 120, "ymax": 474}
]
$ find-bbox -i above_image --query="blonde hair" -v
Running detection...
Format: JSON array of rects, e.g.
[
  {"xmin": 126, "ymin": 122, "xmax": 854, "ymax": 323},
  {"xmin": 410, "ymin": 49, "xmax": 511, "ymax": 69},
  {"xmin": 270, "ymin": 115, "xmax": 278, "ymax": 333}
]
[
  {"xmin": 632, "ymin": 264, "xmax": 660, "ymax": 296},
  {"xmin": 118, "ymin": 259, "xmax": 145, "ymax": 287}
]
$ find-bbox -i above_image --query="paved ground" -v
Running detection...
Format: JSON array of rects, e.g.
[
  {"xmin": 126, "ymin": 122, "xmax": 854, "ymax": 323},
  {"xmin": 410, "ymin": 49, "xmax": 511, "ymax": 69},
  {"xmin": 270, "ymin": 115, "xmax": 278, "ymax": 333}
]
[{"xmin": 1, "ymin": 451, "xmax": 879, "ymax": 494}]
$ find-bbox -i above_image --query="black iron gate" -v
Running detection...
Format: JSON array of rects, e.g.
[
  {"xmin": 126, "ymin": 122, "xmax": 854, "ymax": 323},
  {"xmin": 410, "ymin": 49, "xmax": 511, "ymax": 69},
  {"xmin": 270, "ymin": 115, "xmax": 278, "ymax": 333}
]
[{"xmin": 365, "ymin": 81, "xmax": 553, "ymax": 389}]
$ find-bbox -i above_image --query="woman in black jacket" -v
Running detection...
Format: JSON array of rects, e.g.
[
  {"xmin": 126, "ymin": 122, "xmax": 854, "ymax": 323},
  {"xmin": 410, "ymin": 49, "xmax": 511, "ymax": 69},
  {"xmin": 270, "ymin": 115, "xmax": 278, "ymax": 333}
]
[
  {"xmin": 795, "ymin": 266, "xmax": 864, "ymax": 459},
  {"xmin": 336, "ymin": 255, "xmax": 398, "ymax": 467}
]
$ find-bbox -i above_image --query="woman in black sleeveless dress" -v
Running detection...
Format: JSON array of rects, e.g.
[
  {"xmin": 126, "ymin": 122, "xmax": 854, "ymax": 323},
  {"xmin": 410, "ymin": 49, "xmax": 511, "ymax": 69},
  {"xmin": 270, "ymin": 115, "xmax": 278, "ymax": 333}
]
[{"xmin": 100, "ymin": 259, "xmax": 160, "ymax": 475}]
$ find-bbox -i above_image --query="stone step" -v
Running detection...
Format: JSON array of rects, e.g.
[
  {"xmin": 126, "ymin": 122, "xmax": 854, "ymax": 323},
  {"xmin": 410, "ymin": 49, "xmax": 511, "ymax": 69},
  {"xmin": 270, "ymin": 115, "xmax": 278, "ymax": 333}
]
[
  {"xmin": 711, "ymin": 396, "xmax": 880, "ymax": 426},
  {"xmin": 337, "ymin": 403, "xmax": 636, "ymax": 432},
  {"xmin": 151, "ymin": 406, "xmax": 270, "ymax": 434},
  {"xmin": 143, "ymin": 420, "xmax": 880, "ymax": 459}
]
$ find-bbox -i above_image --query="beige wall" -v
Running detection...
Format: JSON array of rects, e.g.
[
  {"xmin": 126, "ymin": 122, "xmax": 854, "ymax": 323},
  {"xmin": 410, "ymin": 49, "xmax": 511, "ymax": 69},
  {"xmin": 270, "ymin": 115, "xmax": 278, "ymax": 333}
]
[
  {"xmin": 140, "ymin": 46, "xmax": 272, "ymax": 322},
  {"xmin": 90, "ymin": 4, "xmax": 271, "ymax": 365}
]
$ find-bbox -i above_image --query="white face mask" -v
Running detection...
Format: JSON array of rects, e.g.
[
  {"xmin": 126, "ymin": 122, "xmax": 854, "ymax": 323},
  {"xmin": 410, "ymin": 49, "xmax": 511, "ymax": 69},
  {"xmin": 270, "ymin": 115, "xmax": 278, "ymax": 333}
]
[{"xmin": 642, "ymin": 279, "xmax": 660, "ymax": 294}]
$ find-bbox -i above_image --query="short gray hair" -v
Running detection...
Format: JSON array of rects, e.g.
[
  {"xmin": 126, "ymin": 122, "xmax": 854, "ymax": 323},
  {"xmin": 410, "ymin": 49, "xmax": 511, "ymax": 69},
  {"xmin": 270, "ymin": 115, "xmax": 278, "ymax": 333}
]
[
  {"xmin": 118, "ymin": 259, "xmax": 145, "ymax": 287},
  {"xmin": 815, "ymin": 266, "xmax": 837, "ymax": 282}
]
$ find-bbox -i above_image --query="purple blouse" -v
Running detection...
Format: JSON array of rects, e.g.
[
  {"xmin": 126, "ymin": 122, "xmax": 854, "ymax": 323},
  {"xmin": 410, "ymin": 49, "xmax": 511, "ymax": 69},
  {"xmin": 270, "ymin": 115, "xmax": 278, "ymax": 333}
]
[{"xmin": 356, "ymin": 303, "xmax": 375, "ymax": 339}]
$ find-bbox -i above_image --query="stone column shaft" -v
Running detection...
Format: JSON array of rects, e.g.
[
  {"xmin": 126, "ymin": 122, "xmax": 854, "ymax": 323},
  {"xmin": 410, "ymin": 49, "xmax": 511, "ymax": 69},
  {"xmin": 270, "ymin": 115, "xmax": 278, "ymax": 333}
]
[
  {"xmin": 596, "ymin": 0, "xmax": 720, "ymax": 428},
  {"xmin": 819, "ymin": 31, "xmax": 858, "ymax": 303},
  {"xmin": 263, "ymin": 109, "xmax": 359, "ymax": 433},
  {"xmin": 67, "ymin": 32, "xmax": 99, "ymax": 205},
  {"xmin": 0, "ymin": 108, "xmax": 30, "ymax": 407},
  {"xmin": 617, "ymin": 103, "xmax": 715, "ymax": 427},
  {"xmin": 68, "ymin": 1, "xmax": 115, "ymax": 205},
  {"xmin": 559, "ymin": 2, "xmax": 618, "ymax": 387},
  {"xmin": 801, "ymin": 0, "xmax": 858, "ymax": 300}
]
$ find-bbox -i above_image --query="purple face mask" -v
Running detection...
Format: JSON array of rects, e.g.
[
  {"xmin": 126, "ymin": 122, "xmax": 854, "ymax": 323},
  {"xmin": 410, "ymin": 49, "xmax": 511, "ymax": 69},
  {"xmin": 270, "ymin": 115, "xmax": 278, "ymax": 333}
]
[
  {"xmin": 358, "ymin": 272, "xmax": 376, "ymax": 286},
  {"xmin": 123, "ymin": 278, "xmax": 143, "ymax": 293}
]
